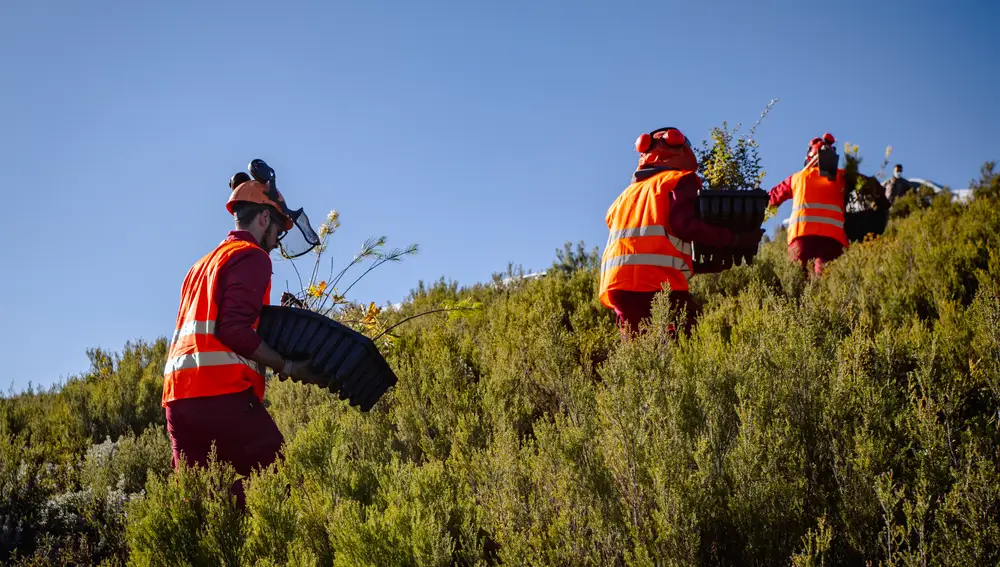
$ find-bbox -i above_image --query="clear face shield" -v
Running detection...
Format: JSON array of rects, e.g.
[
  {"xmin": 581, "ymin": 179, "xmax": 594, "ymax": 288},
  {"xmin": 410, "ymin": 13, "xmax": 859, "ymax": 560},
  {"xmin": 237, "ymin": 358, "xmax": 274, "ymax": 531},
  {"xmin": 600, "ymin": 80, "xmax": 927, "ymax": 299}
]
[
  {"xmin": 248, "ymin": 159, "xmax": 321, "ymax": 259},
  {"xmin": 276, "ymin": 207, "xmax": 320, "ymax": 259}
]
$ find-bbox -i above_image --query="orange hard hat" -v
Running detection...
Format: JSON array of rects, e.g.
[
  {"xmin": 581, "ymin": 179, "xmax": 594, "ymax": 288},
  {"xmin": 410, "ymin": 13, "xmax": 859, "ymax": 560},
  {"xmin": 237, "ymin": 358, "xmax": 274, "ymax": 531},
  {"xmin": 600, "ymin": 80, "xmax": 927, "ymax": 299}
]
[
  {"xmin": 226, "ymin": 177, "xmax": 294, "ymax": 231},
  {"xmin": 224, "ymin": 159, "xmax": 322, "ymax": 259}
]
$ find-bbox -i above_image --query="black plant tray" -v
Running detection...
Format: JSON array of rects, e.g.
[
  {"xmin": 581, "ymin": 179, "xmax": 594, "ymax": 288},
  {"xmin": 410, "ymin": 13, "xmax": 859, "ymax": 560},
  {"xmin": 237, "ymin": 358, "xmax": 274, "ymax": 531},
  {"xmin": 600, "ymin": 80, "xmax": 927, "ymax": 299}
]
[
  {"xmin": 257, "ymin": 305, "xmax": 398, "ymax": 411},
  {"xmin": 696, "ymin": 189, "xmax": 771, "ymax": 229},
  {"xmin": 691, "ymin": 189, "xmax": 771, "ymax": 271},
  {"xmin": 691, "ymin": 244, "xmax": 761, "ymax": 271},
  {"xmin": 844, "ymin": 209, "xmax": 889, "ymax": 243}
]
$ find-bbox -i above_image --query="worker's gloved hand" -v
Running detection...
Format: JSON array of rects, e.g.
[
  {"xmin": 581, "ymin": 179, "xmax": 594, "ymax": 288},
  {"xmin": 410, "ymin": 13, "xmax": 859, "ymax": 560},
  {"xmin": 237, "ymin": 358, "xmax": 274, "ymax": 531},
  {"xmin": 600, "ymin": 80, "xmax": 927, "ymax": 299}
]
[
  {"xmin": 732, "ymin": 228, "xmax": 765, "ymax": 248},
  {"xmin": 278, "ymin": 359, "xmax": 324, "ymax": 385}
]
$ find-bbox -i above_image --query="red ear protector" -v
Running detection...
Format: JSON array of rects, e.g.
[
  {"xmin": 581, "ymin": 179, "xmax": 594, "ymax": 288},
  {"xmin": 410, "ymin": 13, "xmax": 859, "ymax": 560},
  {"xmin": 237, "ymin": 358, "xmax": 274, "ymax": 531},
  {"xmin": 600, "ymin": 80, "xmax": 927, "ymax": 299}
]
[
  {"xmin": 809, "ymin": 132, "xmax": 836, "ymax": 149},
  {"xmin": 635, "ymin": 127, "xmax": 689, "ymax": 153},
  {"xmin": 805, "ymin": 132, "xmax": 836, "ymax": 163}
]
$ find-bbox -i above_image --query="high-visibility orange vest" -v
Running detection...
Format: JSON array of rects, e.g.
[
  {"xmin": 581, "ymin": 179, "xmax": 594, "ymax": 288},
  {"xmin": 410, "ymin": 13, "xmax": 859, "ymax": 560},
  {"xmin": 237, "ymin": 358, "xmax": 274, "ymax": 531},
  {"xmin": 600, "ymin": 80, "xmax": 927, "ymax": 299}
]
[
  {"xmin": 162, "ymin": 239, "xmax": 271, "ymax": 406},
  {"xmin": 599, "ymin": 170, "xmax": 694, "ymax": 308},
  {"xmin": 787, "ymin": 167, "xmax": 848, "ymax": 247}
]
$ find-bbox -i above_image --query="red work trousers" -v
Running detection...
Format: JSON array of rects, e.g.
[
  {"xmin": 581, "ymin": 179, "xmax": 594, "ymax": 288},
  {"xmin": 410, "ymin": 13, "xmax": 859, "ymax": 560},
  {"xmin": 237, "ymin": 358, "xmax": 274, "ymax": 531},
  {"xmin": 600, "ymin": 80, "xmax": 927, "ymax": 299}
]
[
  {"xmin": 165, "ymin": 387, "xmax": 284, "ymax": 510},
  {"xmin": 607, "ymin": 289, "xmax": 701, "ymax": 338},
  {"xmin": 788, "ymin": 235, "xmax": 845, "ymax": 276}
]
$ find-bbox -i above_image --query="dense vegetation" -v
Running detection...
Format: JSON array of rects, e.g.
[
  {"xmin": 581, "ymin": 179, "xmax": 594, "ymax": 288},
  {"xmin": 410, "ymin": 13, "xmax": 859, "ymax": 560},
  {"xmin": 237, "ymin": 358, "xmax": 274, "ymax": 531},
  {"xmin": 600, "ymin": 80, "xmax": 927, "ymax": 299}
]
[{"xmin": 2, "ymin": 162, "xmax": 999, "ymax": 566}]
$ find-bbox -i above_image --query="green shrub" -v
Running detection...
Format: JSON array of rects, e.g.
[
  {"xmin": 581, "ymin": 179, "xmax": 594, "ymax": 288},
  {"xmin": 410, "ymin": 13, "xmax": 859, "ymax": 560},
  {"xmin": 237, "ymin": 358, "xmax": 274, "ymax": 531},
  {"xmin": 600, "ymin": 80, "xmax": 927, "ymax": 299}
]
[{"xmin": 125, "ymin": 449, "xmax": 245, "ymax": 567}]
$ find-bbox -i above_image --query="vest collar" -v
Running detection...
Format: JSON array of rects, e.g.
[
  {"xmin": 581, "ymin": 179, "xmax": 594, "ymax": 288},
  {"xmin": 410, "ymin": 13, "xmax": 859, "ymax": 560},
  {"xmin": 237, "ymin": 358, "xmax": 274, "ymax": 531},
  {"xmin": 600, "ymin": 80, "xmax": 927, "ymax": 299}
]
[{"xmin": 632, "ymin": 166, "xmax": 683, "ymax": 183}]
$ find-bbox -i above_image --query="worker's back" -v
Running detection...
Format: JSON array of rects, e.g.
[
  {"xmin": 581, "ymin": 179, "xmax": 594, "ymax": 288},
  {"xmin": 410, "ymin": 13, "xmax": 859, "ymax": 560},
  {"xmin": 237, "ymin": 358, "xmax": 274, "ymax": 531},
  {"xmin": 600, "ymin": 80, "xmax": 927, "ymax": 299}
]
[
  {"xmin": 787, "ymin": 166, "xmax": 848, "ymax": 247},
  {"xmin": 599, "ymin": 169, "xmax": 694, "ymax": 307}
]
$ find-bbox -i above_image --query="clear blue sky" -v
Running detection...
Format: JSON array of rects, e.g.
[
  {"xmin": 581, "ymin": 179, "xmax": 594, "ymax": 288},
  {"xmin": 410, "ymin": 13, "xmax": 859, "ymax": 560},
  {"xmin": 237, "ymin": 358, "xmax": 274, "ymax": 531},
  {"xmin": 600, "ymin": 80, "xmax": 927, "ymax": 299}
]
[{"xmin": 2, "ymin": 0, "xmax": 997, "ymax": 393}]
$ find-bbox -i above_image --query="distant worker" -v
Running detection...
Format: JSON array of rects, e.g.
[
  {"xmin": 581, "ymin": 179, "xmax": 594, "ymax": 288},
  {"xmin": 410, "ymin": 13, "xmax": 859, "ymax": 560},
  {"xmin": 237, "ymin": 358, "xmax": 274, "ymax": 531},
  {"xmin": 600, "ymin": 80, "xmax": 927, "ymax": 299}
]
[
  {"xmin": 768, "ymin": 133, "xmax": 848, "ymax": 276},
  {"xmin": 884, "ymin": 163, "xmax": 913, "ymax": 203},
  {"xmin": 161, "ymin": 159, "xmax": 320, "ymax": 509},
  {"xmin": 599, "ymin": 126, "xmax": 765, "ymax": 337}
]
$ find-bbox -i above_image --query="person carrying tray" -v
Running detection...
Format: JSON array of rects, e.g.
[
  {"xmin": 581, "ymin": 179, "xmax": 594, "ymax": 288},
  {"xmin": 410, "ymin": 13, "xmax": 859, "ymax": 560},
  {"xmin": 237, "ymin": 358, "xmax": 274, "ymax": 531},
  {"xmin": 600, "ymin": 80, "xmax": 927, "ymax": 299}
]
[
  {"xmin": 599, "ymin": 127, "xmax": 765, "ymax": 337},
  {"xmin": 161, "ymin": 160, "xmax": 321, "ymax": 508},
  {"xmin": 767, "ymin": 133, "xmax": 848, "ymax": 276}
]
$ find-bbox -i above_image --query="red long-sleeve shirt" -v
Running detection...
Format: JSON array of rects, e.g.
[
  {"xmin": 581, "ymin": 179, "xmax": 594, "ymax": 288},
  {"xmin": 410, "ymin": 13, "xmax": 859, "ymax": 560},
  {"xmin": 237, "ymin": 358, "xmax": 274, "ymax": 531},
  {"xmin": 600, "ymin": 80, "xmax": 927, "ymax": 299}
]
[
  {"xmin": 768, "ymin": 175, "xmax": 794, "ymax": 208},
  {"xmin": 212, "ymin": 231, "xmax": 272, "ymax": 357},
  {"xmin": 666, "ymin": 172, "xmax": 737, "ymax": 248}
]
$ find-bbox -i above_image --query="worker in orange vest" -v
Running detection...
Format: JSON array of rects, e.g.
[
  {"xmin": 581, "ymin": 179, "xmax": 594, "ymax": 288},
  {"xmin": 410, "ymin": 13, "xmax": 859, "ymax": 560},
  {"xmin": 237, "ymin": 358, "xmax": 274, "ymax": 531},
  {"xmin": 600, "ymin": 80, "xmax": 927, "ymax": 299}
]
[
  {"xmin": 767, "ymin": 134, "xmax": 848, "ymax": 276},
  {"xmin": 599, "ymin": 126, "xmax": 765, "ymax": 336},
  {"xmin": 162, "ymin": 160, "xmax": 320, "ymax": 508}
]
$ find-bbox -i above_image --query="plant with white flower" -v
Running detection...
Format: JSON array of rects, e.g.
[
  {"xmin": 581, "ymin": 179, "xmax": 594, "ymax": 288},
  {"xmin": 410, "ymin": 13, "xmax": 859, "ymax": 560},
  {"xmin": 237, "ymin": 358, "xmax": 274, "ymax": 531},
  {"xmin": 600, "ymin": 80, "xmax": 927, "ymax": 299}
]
[{"xmin": 279, "ymin": 209, "xmax": 419, "ymax": 343}]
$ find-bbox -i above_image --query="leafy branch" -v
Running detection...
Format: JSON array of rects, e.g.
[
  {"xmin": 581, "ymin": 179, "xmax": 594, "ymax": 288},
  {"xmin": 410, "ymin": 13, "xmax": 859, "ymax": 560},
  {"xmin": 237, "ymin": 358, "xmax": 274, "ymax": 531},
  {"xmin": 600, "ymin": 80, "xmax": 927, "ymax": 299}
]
[
  {"xmin": 276, "ymin": 210, "xmax": 419, "ymax": 344},
  {"xmin": 275, "ymin": 209, "xmax": 484, "ymax": 348},
  {"xmin": 695, "ymin": 98, "xmax": 779, "ymax": 191}
]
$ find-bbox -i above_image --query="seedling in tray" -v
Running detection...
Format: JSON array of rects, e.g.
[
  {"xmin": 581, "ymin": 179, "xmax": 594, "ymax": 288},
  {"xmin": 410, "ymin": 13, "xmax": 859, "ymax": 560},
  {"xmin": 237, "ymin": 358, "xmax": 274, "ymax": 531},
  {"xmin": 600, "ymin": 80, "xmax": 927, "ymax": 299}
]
[
  {"xmin": 842, "ymin": 143, "xmax": 892, "ymax": 242},
  {"xmin": 690, "ymin": 100, "xmax": 777, "ymax": 270}
]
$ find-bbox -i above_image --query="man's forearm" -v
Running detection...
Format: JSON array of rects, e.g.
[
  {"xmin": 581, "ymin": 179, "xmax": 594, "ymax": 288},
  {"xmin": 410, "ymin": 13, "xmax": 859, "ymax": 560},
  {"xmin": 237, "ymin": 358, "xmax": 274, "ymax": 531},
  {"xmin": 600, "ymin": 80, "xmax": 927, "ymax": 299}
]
[{"xmin": 248, "ymin": 340, "xmax": 287, "ymax": 374}]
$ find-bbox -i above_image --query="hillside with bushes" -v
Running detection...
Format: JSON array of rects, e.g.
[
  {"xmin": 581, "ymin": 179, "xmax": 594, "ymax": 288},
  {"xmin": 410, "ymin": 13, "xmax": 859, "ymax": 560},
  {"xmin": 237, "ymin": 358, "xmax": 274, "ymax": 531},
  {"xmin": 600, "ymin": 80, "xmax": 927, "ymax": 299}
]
[{"xmin": 2, "ymin": 162, "xmax": 999, "ymax": 566}]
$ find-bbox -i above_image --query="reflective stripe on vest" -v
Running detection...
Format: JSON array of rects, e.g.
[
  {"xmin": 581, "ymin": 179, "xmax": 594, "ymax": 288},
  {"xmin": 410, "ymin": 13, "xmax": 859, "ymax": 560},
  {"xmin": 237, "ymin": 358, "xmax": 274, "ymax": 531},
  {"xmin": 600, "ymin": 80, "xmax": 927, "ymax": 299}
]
[
  {"xmin": 601, "ymin": 252, "xmax": 692, "ymax": 277},
  {"xmin": 164, "ymin": 351, "xmax": 261, "ymax": 375},
  {"xmin": 606, "ymin": 225, "xmax": 666, "ymax": 243},
  {"xmin": 170, "ymin": 319, "xmax": 216, "ymax": 345},
  {"xmin": 791, "ymin": 203, "xmax": 843, "ymax": 214},
  {"xmin": 787, "ymin": 216, "xmax": 844, "ymax": 227},
  {"xmin": 668, "ymin": 234, "xmax": 692, "ymax": 257},
  {"xmin": 606, "ymin": 226, "xmax": 689, "ymax": 252}
]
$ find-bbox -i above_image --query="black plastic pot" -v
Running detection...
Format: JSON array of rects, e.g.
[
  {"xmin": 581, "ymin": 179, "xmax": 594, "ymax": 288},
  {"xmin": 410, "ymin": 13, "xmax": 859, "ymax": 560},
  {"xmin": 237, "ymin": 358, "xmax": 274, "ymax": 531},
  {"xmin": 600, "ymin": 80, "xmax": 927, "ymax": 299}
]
[
  {"xmin": 256, "ymin": 306, "xmax": 398, "ymax": 411},
  {"xmin": 691, "ymin": 189, "xmax": 771, "ymax": 271},
  {"xmin": 844, "ymin": 209, "xmax": 889, "ymax": 243},
  {"xmin": 696, "ymin": 189, "xmax": 771, "ymax": 229},
  {"xmin": 690, "ymin": 243, "xmax": 761, "ymax": 271}
]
